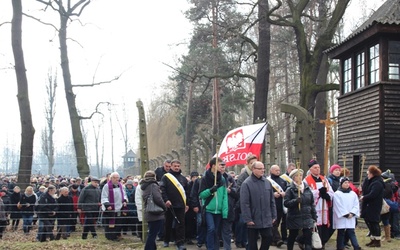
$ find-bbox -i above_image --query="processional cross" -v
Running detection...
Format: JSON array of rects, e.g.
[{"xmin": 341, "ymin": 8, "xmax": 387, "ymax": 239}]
[{"xmin": 319, "ymin": 112, "xmax": 336, "ymax": 175}]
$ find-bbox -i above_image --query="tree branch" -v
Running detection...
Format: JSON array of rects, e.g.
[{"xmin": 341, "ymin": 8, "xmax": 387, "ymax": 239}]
[
  {"xmin": 72, "ymin": 72, "xmax": 124, "ymax": 87},
  {"xmin": 23, "ymin": 12, "xmax": 59, "ymax": 31},
  {"xmin": 79, "ymin": 101, "xmax": 109, "ymax": 120}
]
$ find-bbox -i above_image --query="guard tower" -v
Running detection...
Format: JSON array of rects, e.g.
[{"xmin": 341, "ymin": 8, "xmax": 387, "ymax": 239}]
[
  {"xmin": 326, "ymin": 0, "xmax": 400, "ymax": 180},
  {"xmin": 122, "ymin": 149, "xmax": 138, "ymax": 176}
]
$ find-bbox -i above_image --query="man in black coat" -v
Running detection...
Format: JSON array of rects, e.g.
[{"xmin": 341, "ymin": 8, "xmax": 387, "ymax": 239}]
[
  {"xmin": 189, "ymin": 175, "xmax": 206, "ymax": 248},
  {"xmin": 36, "ymin": 185, "xmax": 58, "ymax": 242},
  {"xmin": 154, "ymin": 160, "xmax": 171, "ymax": 241},
  {"xmin": 155, "ymin": 159, "xmax": 172, "ymax": 182},
  {"xmin": 78, "ymin": 177, "xmax": 101, "ymax": 239},
  {"xmin": 160, "ymin": 159, "xmax": 188, "ymax": 250},
  {"xmin": 56, "ymin": 187, "xmax": 73, "ymax": 240},
  {"xmin": 268, "ymin": 165, "xmax": 288, "ymax": 247},
  {"xmin": 185, "ymin": 171, "xmax": 199, "ymax": 244}
]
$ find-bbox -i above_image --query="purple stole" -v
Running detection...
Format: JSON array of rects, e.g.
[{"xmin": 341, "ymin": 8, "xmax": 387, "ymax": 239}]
[{"xmin": 107, "ymin": 180, "xmax": 124, "ymax": 226}]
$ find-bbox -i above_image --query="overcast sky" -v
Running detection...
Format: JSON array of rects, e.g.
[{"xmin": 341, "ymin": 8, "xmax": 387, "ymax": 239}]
[
  {"xmin": 0, "ymin": 0, "xmax": 386, "ymax": 172},
  {"xmin": 0, "ymin": 0, "xmax": 193, "ymax": 170}
]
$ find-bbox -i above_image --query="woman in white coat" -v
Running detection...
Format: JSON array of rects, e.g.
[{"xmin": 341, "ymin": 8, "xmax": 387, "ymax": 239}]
[
  {"xmin": 333, "ymin": 177, "xmax": 361, "ymax": 250},
  {"xmin": 134, "ymin": 180, "xmax": 143, "ymax": 240}
]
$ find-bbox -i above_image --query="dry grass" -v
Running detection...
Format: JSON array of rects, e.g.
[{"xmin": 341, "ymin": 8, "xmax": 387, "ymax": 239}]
[
  {"xmin": 0, "ymin": 225, "xmax": 144, "ymax": 250},
  {"xmin": 327, "ymin": 227, "xmax": 400, "ymax": 250},
  {"xmin": 2, "ymin": 225, "xmax": 400, "ymax": 250}
]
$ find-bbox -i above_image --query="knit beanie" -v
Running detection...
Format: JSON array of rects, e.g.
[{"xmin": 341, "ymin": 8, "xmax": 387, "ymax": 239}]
[
  {"xmin": 329, "ymin": 164, "xmax": 341, "ymax": 174},
  {"xmin": 340, "ymin": 177, "xmax": 350, "ymax": 186}
]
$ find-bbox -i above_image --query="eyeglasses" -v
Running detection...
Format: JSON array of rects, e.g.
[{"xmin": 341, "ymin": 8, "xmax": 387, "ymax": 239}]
[{"xmin": 254, "ymin": 167, "xmax": 265, "ymax": 170}]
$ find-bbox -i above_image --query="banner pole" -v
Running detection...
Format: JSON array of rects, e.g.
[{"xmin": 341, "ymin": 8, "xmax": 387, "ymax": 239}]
[{"xmin": 214, "ymin": 143, "xmax": 220, "ymax": 186}]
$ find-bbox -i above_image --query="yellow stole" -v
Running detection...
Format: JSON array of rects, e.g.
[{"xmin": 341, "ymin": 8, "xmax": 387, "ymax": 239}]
[
  {"xmin": 165, "ymin": 173, "xmax": 187, "ymax": 206},
  {"xmin": 280, "ymin": 173, "xmax": 292, "ymax": 183}
]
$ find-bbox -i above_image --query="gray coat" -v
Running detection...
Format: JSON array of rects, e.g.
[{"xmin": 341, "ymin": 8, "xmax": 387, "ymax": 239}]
[
  {"xmin": 240, "ymin": 174, "xmax": 277, "ymax": 229},
  {"xmin": 284, "ymin": 182, "xmax": 317, "ymax": 230},
  {"xmin": 142, "ymin": 181, "xmax": 166, "ymax": 222},
  {"xmin": 78, "ymin": 184, "xmax": 101, "ymax": 213}
]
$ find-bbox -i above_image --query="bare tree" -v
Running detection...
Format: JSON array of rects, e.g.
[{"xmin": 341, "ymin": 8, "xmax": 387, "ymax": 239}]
[
  {"xmin": 115, "ymin": 102, "xmax": 130, "ymax": 170},
  {"xmin": 108, "ymin": 104, "xmax": 115, "ymax": 172},
  {"xmin": 35, "ymin": 0, "xmax": 94, "ymax": 176},
  {"xmin": 42, "ymin": 69, "xmax": 57, "ymax": 175},
  {"xmin": 92, "ymin": 116, "xmax": 104, "ymax": 177},
  {"xmin": 268, "ymin": 0, "xmax": 348, "ymax": 115},
  {"xmin": 12, "ymin": 0, "xmax": 35, "ymax": 189}
]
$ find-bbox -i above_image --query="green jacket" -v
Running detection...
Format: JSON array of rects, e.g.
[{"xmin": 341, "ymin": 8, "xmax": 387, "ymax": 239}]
[{"xmin": 199, "ymin": 177, "xmax": 229, "ymax": 219}]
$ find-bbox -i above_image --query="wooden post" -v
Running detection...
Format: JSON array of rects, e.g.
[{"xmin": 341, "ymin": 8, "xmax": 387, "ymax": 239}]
[
  {"xmin": 136, "ymin": 100, "xmax": 149, "ymax": 242},
  {"xmin": 214, "ymin": 143, "xmax": 220, "ymax": 185},
  {"xmin": 296, "ymin": 160, "xmax": 301, "ymax": 211},
  {"xmin": 319, "ymin": 112, "xmax": 336, "ymax": 175},
  {"xmin": 359, "ymin": 154, "xmax": 366, "ymax": 184}
]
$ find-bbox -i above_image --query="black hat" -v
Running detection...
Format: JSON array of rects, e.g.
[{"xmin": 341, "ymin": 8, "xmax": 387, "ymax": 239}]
[
  {"xmin": 190, "ymin": 171, "xmax": 199, "ymax": 178},
  {"xmin": 71, "ymin": 184, "xmax": 79, "ymax": 189},
  {"xmin": 308, "ymin": 159, "xmax": 319, "ymax": 168},
  {"xmin": 340, "ymin": 177, "xmax": 350, "ymax": 186}
]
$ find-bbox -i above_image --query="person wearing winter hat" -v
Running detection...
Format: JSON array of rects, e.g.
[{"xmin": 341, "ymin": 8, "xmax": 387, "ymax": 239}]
[
  {"xmin": 327, "ymin": 164, "xmax": 342, "ymax": 241},
  {"xmin": 333, "ymin": 177, "xmax": 361, "ymax": 250},
  {"xmin": 360, "ymin": 165, "xmax": 384, "ymax": 247},
  {"xmin": 340, "ymin": 169, "xmax": 361, "ymax": 196},
  {"xmin": 124, "ymin": 179, "xmax": 138, "ymax": 236},
  {"xmin": 133, "ymin": 178, "xmax": 139, "ymax": 187},
  {"xmin": 285, "ymin": 168, "xmax": 316, "ymax": 250},
  {"xmin": 328, "ymin": 164, "xmax": 342, "ymax": 192},
  {"xmin": 303, "ymin": 159, "xmax": 334, "ymax": 248},
  {"xmin": 141, "ymin": 170, "xmax": 166, "ymax": 250},
  {"xmin": 77, "ymin": 177, "xmax": 101, "ymax": 240}
]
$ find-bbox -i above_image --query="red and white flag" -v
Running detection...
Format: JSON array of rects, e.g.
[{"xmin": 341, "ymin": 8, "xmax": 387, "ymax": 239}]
[{"xmin": 218, "ymin": 122, "xmax": 267, "ymax": 167}]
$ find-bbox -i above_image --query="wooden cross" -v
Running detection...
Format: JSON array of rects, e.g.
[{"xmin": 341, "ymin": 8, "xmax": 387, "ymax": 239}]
[{"xmin": 320, "ymin": 112, "xmax": 336, "ymax": 175}]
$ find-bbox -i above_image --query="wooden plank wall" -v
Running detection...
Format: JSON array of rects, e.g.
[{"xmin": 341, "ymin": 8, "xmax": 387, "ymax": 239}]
[
  {"xmin": 382, "ymin": 82, "xmax": 400, "ymax": 179},
  {"xmin": 338, "ymin": 82, "xmax": 400, "ymax": 182},
  {"xmin": 338, "ymin": 84, "xmax": 381, "ymax": 183}
]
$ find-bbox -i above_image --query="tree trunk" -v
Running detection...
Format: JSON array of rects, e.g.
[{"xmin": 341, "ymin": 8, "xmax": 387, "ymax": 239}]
[
  {"xmin": 43, "ymin": 72, "xmax": 57, "ymax": 175},
  {"xmin": 296, "ymin": 0, "xmax": 350, "ymax": 116},
  {"xmin": 253, "ymin": 0, "xmax": 270, "ymax": 122},
  {"xmin": 12, "ymin": 0, "xmax": 35, "ymax": 189},
  {"xmin": 315, "ymin": 54, "xmax": 330, "ymax": 172},
  {"xmin": 185, "ymin": 80, "xmax": 195, "ymax": 172},
  {"xmin": 58, "ymin": 16, "xmax": 90, "ymax": 177},
  {"xmin": 211, "ymin": 1, "xmax": 221, "ymax": 152}
]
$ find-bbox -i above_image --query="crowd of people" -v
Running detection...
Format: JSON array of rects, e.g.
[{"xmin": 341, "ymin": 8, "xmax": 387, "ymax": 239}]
[
  {"xmin": 0, "ymin": 155, "xmax": 399, "ymax": 250},
  {"xmin": 0, "ymin": 172, "xmax": 142, "ymax": 242}
]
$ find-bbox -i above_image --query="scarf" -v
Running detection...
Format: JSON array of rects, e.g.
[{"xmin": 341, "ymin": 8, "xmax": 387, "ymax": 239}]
[
  {"xmin": 107, "ymin": 180, "xmax": 124, "ymax": 226},
  {"xmin": 338, "ymin": 187, "xmax": 351, "ymax": 193},
  {"xmin": 24, "ymin": 192, "xmax": 34, "ymax": 197},
  {"xmin": 293, "ymin": 181, "xmax": 305, "ymax": 193}
]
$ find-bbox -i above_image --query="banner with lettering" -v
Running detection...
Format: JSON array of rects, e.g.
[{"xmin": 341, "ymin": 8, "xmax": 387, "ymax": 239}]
[{"xmin": 218, "ymin": 122, "xmax": 267, "ymax": 167}]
